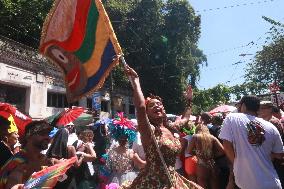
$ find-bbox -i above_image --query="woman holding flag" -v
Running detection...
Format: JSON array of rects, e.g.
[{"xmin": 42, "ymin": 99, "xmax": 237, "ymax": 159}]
[
  {"xmin": 122, "ymin": 64, "xmax": 202, "ymax": 189},
  {"xmin": 37, "ymin": 0, "xmax": 202, "ymax": 187}
]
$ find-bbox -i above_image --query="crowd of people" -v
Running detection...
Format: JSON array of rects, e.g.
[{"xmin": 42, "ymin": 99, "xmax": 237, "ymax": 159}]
[{"xmin": 0, "ymin": 65, "xmax": 283, "ymax": 189}]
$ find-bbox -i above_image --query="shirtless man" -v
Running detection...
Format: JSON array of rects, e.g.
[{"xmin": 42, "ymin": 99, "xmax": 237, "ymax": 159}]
[{"xmin": 0, "ymin": 120, "xmax": 53, "ymax": 189}]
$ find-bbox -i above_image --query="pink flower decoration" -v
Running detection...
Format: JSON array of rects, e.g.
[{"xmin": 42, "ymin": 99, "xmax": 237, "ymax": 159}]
[{"xmin": 113, "ymin": 112, "xmax": 135, "ymax": 130}]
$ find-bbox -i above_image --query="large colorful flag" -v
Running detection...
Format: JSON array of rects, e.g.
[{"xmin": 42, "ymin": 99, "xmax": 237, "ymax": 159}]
[
  {"xmin": 23, "ymin": 157, "xmax": 76, "ymax": 189},
  {"xmin": 40, "ymin": 0, "xmax": 122, "ymax": 102}
]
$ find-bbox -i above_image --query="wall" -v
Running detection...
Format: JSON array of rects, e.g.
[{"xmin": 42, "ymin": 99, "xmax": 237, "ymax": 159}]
[{"xmin": 0, "ymin": 37, "xmax": 134, "ymax": 120}]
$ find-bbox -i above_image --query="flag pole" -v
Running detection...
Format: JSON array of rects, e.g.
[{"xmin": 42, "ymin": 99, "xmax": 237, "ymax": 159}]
[
  {"xmin": 120, "ymin": 56, "xmax": 175, "ymax": 188},
  {"xmin": 120, "ymin": 56, "xmax": 134, "ymax": 87}
]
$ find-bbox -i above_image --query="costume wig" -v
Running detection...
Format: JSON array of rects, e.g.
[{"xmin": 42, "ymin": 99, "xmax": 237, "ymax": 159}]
[{"xmin": 109, "ymin": 112, "xmax": 137, "ymax": 144}]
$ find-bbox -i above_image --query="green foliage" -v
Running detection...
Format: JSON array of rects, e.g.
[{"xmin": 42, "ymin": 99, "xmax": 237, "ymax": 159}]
[
  {"xmin": 191, "ymin": 84, "xmax": 232, "ymax": 114},
  {"xmin": 111, "ymin": 65, "xmax": 130, "ymax": 89},
  {"xmin": 230, "ymin": 82, "xmax": 267, "ymax": 100},
  {"xmin": 244, "ymin": 17, "xmax": 284, "ymax": 93},
  {"xmin": 0, "ymin": 0, "xmax": 52, "ymax": 47},
  {"xmin": 105, "ymin": 0, "xmax": 206, "ymax": 113}
]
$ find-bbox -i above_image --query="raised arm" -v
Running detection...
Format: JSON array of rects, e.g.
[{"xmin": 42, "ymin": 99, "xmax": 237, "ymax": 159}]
[
  {"xmin": 168, "ymin": 85, "xmax": 193, "ymax": 131},
  {"xmin": 168, "ymin": 117, "xmax": 190, "ymax": 131},
  {"xmin": 124, "ymin": 64, "xmax": 152, "ymax": 143}
]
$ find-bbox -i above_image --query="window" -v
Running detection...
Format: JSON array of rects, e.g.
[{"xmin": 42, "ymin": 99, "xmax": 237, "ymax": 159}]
[
  {"xmin": 101, "ymin": 100, "xmax": 109, "ymax": 112},
  {"xmin": 0, "ymin": 83, "xmax": 26, "ymax": 113},
  {"xmin": 47, "ymin": 92, "xmax": 53, "ymax": 107},
  {"xmin": 47, "ymin": 92, "xmax": 79, "ymax": 108},
  {"xmin": 87, "ymin": 98, "xmax": 92, "ymax": 109},
  {"xmin": 52, "ymin": 94, "xmax": 58, "ymax": 107},
  {"xmin": 47, "ymin": 92, "xmax": 66, "ymax": 108}
]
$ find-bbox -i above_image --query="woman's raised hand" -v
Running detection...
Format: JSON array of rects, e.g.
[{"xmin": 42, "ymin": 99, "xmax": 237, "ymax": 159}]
[
  {"xmin": 183, "ymin": 85, "xmax": 193, "ymax": 101},
  {"xmin": 123, "ymin": 63, "xmax": 140, "ymax": 89},
  {"xmin": 124, "ymin": 63, "xmax": 139, "ymax": 79}
]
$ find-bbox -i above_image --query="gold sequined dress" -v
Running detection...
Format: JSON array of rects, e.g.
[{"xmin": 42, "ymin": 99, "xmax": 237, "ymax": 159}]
[{"xmin": 120, "ymin": 128, "xmax": 202, "ymax": 189}]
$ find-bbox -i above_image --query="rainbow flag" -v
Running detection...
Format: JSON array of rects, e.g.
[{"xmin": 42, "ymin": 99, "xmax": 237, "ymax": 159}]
[
  {"xmin": 0, "ymin": 151, "xmax": 27, "ymax": 188},
  {"xmin": 24, "ymin": 157, "xmax": 76, "ymax": 189},
  {"xmin": 40, "ymin": 0, "xmax": 122, "ymax": 102}
]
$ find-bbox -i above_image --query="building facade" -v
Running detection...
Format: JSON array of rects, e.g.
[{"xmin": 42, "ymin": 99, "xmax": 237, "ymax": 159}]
[{"xmin": 0, "ymin": 36, "xmax": 134, "ymax": 119}]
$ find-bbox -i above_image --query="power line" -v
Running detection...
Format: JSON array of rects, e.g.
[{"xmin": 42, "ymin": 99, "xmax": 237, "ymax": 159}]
[
  {"xmin": 225, "ymin": 74, "xmax": 247, "ymax": 85},
  {"xmin": 206, "ymin": 32, "xmax": 270, "ymax": 57},
  {"xmin": 202, "ymin": 59, "xmax": 252, "ymax": 71},
  {"xmin": 128, "ymin": 0, "xmax": 277, "ymax": 13},
  {"xmin": 227, "ymin": 61, "xmax": 243, "ymax": 84},
  {"xmin": 195, "ymin": 0, "xmax": 277, "ymax": 13},
  {"xmin": 206, "ymin": 42, "xmax": 252, "ymax": 56},
  {"xmin": 201, "ymin": 33, "xmax": 272, "ymax": 86}
]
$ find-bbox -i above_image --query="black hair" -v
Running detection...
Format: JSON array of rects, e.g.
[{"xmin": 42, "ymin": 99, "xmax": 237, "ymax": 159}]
[
  {"xmin": 24, "ymin": 120, "xmax": 51, "ymax": 136},
  {"xmin": 0, "ymin": 116, "xmax": 11, "ymax": 138},
  {"xmin": 240, "ymin": 95, "xmax": 260, "ymax": 112},
  {"xmin": 201, "ymin": 112, "xmax": 212, "ymax": 124},
  {"xmin": 93, "ymin": 124, "xmax": 108, "ymax": 158},
  {"xmin": 212, "ymin": 115, "xmax": 223, "ymax": 126},
  {"xmin": 46, "ymin": 128, "xmax": 68, "ymax": 159}
]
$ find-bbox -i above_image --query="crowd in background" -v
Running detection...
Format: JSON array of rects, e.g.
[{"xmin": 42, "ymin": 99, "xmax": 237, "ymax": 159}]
[{"xmin": 0, "ymin": 91, "xmax": 284, "ymax": 189}]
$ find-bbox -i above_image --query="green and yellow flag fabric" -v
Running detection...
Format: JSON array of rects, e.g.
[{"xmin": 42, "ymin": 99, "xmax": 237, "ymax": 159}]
[{"xmin": 40, "ymin": 0, "xmax": 122, "ymax": 102}]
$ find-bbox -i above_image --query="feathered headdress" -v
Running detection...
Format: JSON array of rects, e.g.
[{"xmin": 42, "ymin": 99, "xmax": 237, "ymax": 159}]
[{"xmin": 109, "ymin": 112, "xmax": 137, "ymax": 143}]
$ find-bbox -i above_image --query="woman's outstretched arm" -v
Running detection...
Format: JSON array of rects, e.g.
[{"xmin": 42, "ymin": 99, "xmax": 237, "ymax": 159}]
[{"xmin": 124, "ymin": 64, "xmax": 152, "ymax": 144}]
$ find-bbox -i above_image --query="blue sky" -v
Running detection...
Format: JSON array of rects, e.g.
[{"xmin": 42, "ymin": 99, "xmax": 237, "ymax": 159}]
[{"xmin": 189, "ymin": 0, "xmax": 284, "ymax": 89}]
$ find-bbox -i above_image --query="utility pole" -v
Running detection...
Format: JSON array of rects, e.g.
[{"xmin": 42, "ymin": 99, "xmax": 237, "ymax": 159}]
[{"xmin": 110, "ymin": 72, "xmax": 114, "ymax": 118}]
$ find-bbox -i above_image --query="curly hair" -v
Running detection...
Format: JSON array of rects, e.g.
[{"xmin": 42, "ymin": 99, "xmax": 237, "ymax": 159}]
[{"xmin": 145, "ymin": 94, "xmax": 163, "ymax": 108}]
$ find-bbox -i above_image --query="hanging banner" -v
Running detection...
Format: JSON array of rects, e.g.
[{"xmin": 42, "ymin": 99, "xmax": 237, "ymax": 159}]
[{"xmin": 92, "ymin": 92, "xmax": 101, "ymax": 111}]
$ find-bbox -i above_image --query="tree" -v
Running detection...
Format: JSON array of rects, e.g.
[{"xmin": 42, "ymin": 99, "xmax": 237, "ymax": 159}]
[
  {"xmin": 105, "ymin": 0, "xmax": 206, "ymax": 113},
  {"xmin": 191, "ymin": 84, "xmax": 232, "ymax": 115},
  {"xmin": 230, "ymin": 82, "xmax": 267, "ymax": 101},
  {"xmin": 245, "ymin": 16, "xmax": 284, "ymax": 93},
  {"xmin": 0, "ymin": 0, "xmax": 52, "ymax": 48}
]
